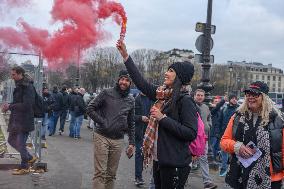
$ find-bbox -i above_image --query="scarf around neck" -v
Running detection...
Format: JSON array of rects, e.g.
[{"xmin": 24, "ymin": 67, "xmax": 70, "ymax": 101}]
[{"xmin": 142, "ymin": 86, "xmax": 172, "ymax": 167}]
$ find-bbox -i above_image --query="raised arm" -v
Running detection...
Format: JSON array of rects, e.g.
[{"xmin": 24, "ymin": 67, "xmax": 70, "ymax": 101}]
[{"xmin": 117, "ymin": 41, "xmax": 157, "ymax": 101}]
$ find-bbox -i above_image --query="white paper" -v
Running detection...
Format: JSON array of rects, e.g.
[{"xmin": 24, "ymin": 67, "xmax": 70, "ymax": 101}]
[{"xmin": 236, "ymin": 141, "xmax": 262, "ymax": 168}]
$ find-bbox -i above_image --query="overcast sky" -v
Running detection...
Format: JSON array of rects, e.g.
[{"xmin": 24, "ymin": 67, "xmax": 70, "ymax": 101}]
[{"xmin": 1, "ymin": 0, "xmax": 284, "ymax": 69}]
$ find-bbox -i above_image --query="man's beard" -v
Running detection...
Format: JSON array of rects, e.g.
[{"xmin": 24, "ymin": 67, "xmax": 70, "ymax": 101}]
[{"xmin": 115, "ymin": 83, "xmax": 130, "ymax": 97}]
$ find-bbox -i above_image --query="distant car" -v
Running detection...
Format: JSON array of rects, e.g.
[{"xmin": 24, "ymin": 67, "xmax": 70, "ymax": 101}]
[{"xmin": 237, "ymin": 98, "xmax": 244, "ymax": 105}]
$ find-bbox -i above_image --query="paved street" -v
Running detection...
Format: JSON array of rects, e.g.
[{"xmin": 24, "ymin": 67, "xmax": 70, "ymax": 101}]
[{"xmin": 0, "ymin": 119, "xmax": 227, "ymax": 189}]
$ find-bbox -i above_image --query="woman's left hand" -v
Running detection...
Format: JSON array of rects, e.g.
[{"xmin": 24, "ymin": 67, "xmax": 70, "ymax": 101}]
[{"xmin": 150, "ymin": 106, "xmax": 164, "ymax": 121}]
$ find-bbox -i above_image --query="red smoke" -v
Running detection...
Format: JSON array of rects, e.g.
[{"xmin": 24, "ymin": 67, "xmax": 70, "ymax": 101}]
[{"xmin": 0, "ymin": 0, "xmax": 127, "ymax": 69}]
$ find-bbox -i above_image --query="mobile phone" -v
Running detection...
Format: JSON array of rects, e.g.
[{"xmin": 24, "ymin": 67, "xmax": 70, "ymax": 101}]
[{"xmin": 248, "ymin": 144, "xmax": 255, "ymax": 149}]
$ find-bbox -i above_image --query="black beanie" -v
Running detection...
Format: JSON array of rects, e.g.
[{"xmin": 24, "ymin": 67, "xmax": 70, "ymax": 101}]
[
  {"xmin": 118, "ymin": 70, "xmax": 131, "ymax": 81},
  {"xmin": 168, "ymin": 61, "xmax": 194, "ymax": 85}
]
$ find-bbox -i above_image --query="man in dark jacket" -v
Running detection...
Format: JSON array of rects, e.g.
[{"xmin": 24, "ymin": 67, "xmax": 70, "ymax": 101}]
[
  {"xmin": 1, "ymin": 66, "xmax": 37, "ymax": 175},
  {"xmin": 68, "ymin": 87, "xmax": 78, "ymax": 137},
  {"xmin": 42, "ymin": 87, "xmax": 54, "ymax": 140},
  {"xmin": 73, "ymin": 88, "xmax": 86, "ymax": 139},
  {"xmin": 209, "ymin": 96, "xmax": 226, "ymax": 162},
  {"xmin": 48, "ymin": 86, "xmax": 63, "ymax": 136},
  {"xmin": 134, "ymin": 92, "xmax": 153, "ymax": 186},
  {"xmin": 59, "ymin": 86, "xmax": 70, "ymax": 135},
  {"xmin": 219, "ymin": 94, "xmax": 239, "ymax": 177},
  {"xmin": 87, "ymin": 70, "xmax": 135, "ymax": 189}
]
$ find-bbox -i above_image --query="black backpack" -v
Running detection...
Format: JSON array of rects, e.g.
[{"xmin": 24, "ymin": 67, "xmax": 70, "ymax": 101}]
[{"xmin": 33, "ymin": 87, "xmax": 44, "ymax": 118}]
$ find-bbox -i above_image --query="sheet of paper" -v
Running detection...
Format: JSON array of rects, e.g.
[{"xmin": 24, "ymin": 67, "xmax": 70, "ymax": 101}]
[{"xmin": 236, "ymin": 141, "xmax": 262, "ymax": 168}]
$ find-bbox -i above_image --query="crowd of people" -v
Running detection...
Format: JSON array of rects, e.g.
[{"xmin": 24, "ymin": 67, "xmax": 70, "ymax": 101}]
[{"xmin": 0, "ymin": 41, "xmax": 283, "ymax": 188}]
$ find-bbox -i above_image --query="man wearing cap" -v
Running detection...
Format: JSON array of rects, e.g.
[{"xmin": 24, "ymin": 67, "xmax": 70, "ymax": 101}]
[
  {"xmin": 87, "ymin": 70, "xmax": 135, "ymax": 189},
  {"xmin": 220, "ymin": 81, "xmax": 284, "ymax": 188},
  {"xmin": 219, "ymin": 93, "xmax": 239, "ymax": 177}
]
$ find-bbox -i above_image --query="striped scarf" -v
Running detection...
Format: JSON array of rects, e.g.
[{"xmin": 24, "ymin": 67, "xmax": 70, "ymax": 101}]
[
  {"xmin": 142, "ymin": 100, "xmax": 164, "ymax": 167},
  {"xmin": 142, "ymin": 86, "xmax": 172, "ymax": 167}
]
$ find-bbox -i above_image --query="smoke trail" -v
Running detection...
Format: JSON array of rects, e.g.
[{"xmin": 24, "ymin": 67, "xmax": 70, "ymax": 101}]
[{"xmin": 0, "ymin": 0, "xmax": 127, "ymax": 69}]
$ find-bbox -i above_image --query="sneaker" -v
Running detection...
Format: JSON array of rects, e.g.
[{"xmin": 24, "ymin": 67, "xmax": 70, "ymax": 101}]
[
  {"xmin": 12, "ymin": 168, "xmax": 29, "ymax": 175},
  {"xmin": 191, "ymin": 163, "xmax": 199, "ymax": 171},
  {"xmin": 134, "ymin": 178, "xmax": 145, "ymax": 186},
  {"xmin": 59, "ymin": 130, "xmax": 62, "ymax": 135},
  {"xmin": 219, "ymin": 169, "xmax": 227, "ymax": 177},
  {"xmin": 204, "ymin": 182, "xmax": 218, "ymax": 189},
  {"xmin": 28, "ymin": 156, "xmax": 37, "ymax": 164}
]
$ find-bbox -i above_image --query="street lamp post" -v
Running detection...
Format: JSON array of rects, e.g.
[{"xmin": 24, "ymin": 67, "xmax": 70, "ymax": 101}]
[
  {"xmin": 228, "ymin": 63, "xmax": 233, "ymax": 94},
  {"xmin": 75, "ymin": 47, "xmax": 81, "ymax": 87},
  {"xmin": 196, "ymin": 0, "xmax": 214, "ymax": 103},
  {"xmin": 236, "ymin": 75, "xmax": 241, "ymax": 97}
]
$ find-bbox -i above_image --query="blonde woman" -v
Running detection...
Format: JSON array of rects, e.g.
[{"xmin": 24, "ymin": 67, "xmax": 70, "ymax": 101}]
[{"xmin": 220, "ymin": 81, "xmax": 284, "ymax": 189}]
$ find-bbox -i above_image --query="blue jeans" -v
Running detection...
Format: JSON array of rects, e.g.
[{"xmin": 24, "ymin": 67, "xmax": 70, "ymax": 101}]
[
  {"xmin": 74, "ymin": 115, "xmax": 84, "ymax": 137},
  {"xmin": 59, "ymin": 110, "xmax": 68, "ymax": 132},
  {"xmin": 8, "ymin": 132, "xmax": 33, "ymax": 169},
  {"xmin": 210, "ymin": 136, "xmax": 220, "ymax": 161},
  {"xmin": 69, "ymin": 111, "xmax": 76, "ymax": 137},
  {"xmin": 49, "ymin": 111, "xmax": 61, "ymax": 135},
  {"xmin": 135, "ymin": 138, "xmax": 143, "ymax": 179},
  {"xmin": 220, "ymin": 150, "xmax": 228, "ymax": 172},
  {"xmin": 42, "ymin": 113, "xmax": 49, "ymax": 138}
]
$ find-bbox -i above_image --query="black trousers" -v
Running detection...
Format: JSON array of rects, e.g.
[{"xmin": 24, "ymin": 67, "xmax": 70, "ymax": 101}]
[
  {"xmin": 271, "ymin": 181, "xmax": 282, "ymax": 189},
  {"xmin": 153, "ymin": 161, "xmax": 191, "ymax": 189}
]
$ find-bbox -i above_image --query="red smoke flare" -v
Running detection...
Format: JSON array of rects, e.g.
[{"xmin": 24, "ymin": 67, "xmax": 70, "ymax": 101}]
[{"xmin": 0, "ymin": 0, "xmax": 127, "ymax": 69}]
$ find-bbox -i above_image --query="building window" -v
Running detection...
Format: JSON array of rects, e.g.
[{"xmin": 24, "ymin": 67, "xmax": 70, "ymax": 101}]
[
  {"xmin": 278, "ymin": 82, "xmax": 281, "ymax": 87},
  {"xmin": 279, "ymin": 77, "xmax": 281, "ymax": 81},
  {"xmin": 273, "ymin": 83, "xmax": 276, "ymax": 87},
  {"xmin": 267, "ymin": 82, "xmax": 270, "ymax": 86},
  {"xmin": 267, "ymin": 76, "xmax": 270, "ymax": 80},
  {"xmin": 262, "ymin": 75, "xmax": 265, "ymax": 80},
  {"xmin": 273, "ymin": 76, "xmax": 276, "ymax": 81},
  {"xmin": 256, "ymin": 75, "xmax": 259, "ymax": 80},
  {"xmin": 278, "ymin": 88, "xmax": 281, "ymax": 92},
  {"xmin": 263, "ymin": 68, "xmax": 268, "ymax": 72},
  {"xmin": 272, "ymin": 88, "xmax": 275, "ymax": 92}
]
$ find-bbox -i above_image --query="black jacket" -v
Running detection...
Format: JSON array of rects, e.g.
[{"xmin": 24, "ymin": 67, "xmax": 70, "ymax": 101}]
[
  {"xmin": 69, "ymin": 92, "xmax": 78, "ymax": 111},
  {"xmin": 8, "ymin": 77, "xmax": 35, "ymax": 133},
  {"xmin": 125, "ymin": 56, "xmax": 198, "ymax": 167},
  {"xmin": 50, "ymin": 91, "xmax": 63, "ymax": 112},
  {"xmin": 61, "ymin": 91, "xmax": 70, "ymax": 111},
  {"xmin": 42, "ymin": 92, "xmax": 54, "ymax": 113},
  {"xmin": 86, "ymin": 88, "xmax": 135, "ymax": 144},
  {"xmin": 210, "ymin": 99, "xmax": 225, "ymax": 138},
  {"xmin": 134, "ymin": 94, "xmax": 154, "ymax": 141},
  {"xmin": 74, "ymin": 93, "xmax": 86, "ymax": 117},
  {"xmin": 220, "ymin": 103, "xmax": 239, "ymax": 135}
]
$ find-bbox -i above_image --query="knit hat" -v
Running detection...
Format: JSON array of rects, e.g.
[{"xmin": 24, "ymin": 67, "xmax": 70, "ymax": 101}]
[
  {"xmin": 118, "ymin": 70, "xmax": 131, "ymax": 81},
  {"xmin": 168, "ymin": 61, "xmax": 194, "ymax": 85},
  {"xmin": 244, "ymin": 81, "xmax": 269, "ymax": 95}
]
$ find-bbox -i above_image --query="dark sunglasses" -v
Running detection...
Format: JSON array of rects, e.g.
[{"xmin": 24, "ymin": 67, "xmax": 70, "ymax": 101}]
[{"xmin": 245, "ymin": 91, "xmax": 261, "ymax": 98}]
